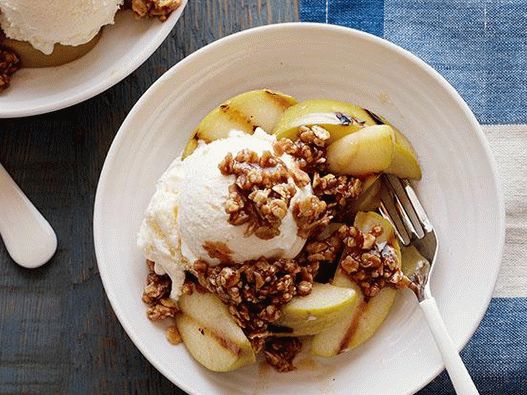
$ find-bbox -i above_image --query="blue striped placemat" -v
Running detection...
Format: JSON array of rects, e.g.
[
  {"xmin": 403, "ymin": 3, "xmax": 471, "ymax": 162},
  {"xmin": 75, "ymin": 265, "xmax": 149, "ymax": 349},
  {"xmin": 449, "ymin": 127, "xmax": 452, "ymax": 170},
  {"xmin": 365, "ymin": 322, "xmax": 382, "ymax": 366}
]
[{"xmin": 300, "ymin": 1, "xmax": 527, "ymax": 393}]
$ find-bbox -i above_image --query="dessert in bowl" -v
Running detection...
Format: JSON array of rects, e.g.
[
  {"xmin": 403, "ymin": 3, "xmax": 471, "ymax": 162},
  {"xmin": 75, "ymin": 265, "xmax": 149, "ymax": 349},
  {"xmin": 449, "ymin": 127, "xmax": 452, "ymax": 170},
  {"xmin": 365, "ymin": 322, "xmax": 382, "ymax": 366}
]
[
  {"xmin": 0, "ymin": 0, "xmax": 181, "ymax": 91},
  {"xmin": 138, "ymin": 89, "xmax": 425, "ymax": 372},
  {"xmin": 0, "ymin": 0, "xmax": 186, "ymax": 118},
  {"xmin": 93, "ymin": 23, "xmax": 504, "ymax": 394}
]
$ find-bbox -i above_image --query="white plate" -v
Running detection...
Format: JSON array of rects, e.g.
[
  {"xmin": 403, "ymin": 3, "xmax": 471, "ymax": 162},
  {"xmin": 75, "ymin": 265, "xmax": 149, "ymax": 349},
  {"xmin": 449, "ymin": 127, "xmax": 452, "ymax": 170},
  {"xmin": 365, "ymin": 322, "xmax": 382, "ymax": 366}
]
[
  {"xmin": 94, "ymin": 23, "xmax": 505, "ymax": 395},
  {"xmin": 0, "ymin": 2, "xmax": 187, "ymax": 118}
]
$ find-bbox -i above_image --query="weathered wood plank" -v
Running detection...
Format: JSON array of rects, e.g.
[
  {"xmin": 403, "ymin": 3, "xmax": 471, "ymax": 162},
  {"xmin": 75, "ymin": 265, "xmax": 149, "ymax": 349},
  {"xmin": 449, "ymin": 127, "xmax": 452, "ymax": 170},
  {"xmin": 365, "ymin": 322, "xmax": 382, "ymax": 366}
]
[{"xmin": 0, "ymin": 1, "xmax": 299, "ymax": 393}]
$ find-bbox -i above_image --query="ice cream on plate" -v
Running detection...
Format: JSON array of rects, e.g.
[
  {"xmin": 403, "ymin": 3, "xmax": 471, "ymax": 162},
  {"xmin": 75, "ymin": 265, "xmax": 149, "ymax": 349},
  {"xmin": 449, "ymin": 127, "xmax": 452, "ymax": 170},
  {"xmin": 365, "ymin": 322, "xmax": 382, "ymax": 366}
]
[
  {"xmin": 138, "ymin": 129, "xmax": 314, "ymax": 300},
  {"xmin": 0, "ymin": 0, "xmax": 123, "ymax": 55},
  {"xmin": 0, "ymin": 0, "xmax": 181, "ymax": 91}
]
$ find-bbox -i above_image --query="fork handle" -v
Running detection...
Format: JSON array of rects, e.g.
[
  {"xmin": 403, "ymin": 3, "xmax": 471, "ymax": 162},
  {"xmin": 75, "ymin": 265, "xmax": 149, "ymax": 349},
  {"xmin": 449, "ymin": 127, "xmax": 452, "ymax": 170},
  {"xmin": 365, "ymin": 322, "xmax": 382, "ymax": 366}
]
[{"xmin": 420, "ymin": 298, "xmax": 479, "ymax": 395}]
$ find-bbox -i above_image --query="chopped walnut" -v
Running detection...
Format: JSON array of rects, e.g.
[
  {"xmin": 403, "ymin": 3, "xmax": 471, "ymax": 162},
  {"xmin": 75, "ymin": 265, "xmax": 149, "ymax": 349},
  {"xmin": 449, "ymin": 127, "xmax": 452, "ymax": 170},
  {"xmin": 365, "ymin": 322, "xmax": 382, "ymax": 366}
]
[
  {"xmin": 166, "ymin": 325, "xmax": 182, "ymax": 345},
  {"xmin": 203, "ymin": 241, "xmax": 233, "ymax": 263},
  {"xmin": 312, "ymin": 172, "xmax": 362, "ymax": 207},
  {"xmin": 142, "ymin": 260, "xmax": 180, "ymax": 320},
  {"xmin": 193, "ymin": 256, "xmax": 318, "ymax": 350},
  {"xmin": 273, "ymin": 125, "xmax": 330, "ymax": 173},
  {"xmin": 293, "ymin": 195, "xmax": 332, "ymax": 238},
  {"xmin": 304, "ymin": 231, "xmax": 343, "ymax": 263},
  {"xmin": 0, "ymin": 47, "xmax": 20, "ymax": 93},
  {"xmin": 337, "ymin": 225, "xmax": 410, "ymax": 299},
  {"xmin": 274, "ymin": 125, "xmax": 363, "ymax": 235},
  {"xmin": 264, "ymin": 337, "xmax": 302, "ymax": 372},
  {"xmin": 142, "ymin": 272, "xmax": 171, "ymax": 304},
  {"xmin": 219, "ymin": 149, "xmax": 305, "ymax": 240},
  {"xmin": 131, "ymin": 0, "xmax": 181, "ymax": 21},
  {"xmin": 147, "ymin": 303, "xmax": 178, "ymax": 320}
]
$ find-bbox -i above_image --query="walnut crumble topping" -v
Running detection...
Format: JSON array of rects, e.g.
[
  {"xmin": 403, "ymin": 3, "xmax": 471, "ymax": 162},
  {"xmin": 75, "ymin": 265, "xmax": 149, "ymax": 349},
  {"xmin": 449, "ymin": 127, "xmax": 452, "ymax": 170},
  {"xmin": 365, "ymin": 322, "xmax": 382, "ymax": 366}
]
[
  {"xmin": 273, "ymin": 125, "xmax": 364, "ymax": 236},
  {"xmin": 337, "ymin": 225, "xmax": 411, "ymax": 299},
  {"xmin": 0, "ymin": 47, "xmax": 20, "ymax": 92},
  {"xmin": 264, "ymin": 337, "xmax": 302, "ymax": 372},
  {"xmin": 166, "ymin": 325, "xmax": 182, "ymax": 345},
  {"xmin": 219, "ymin": 126, "xmax": 363, "ymax": 242},
  {"xmin": 273, "ymin": 125, "xmax": 331, "ymax": 174},
  {"xmin": 130, "ymin": 0, "xmax": 181, "ymax": 21},
  {"xmin": 292, "ymin": 195, "xmax": 331, "ymax": 238},
  {"xmin": 194, "ymin": 256, "xmax": 318, "ymax": 353},
  {"xmin": 219, "ymin": 149, "xmax": 307, "ymax": 240},
  {"xmin": 142, "ymin": 260, "xmax": 181, "ymax": 320}
]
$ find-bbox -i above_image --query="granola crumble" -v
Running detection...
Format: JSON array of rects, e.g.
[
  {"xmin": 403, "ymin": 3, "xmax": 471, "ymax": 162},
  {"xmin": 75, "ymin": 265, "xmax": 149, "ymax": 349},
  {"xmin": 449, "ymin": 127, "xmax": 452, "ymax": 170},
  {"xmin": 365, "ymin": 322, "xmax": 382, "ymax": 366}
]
[
  {"xmin": 142, "ymin": 260, "xmax": 180, "ymax": 324},
  {"xmin": 194, "ymin": 256, "xmax": 318, "ymax": 353},
  {"xmin": 264, "ymin": 337, "xmax": 302, "ymax": 372},
  {"xmin": 292, "ymin": 195, "xmax": 331, "ymax": 238},
  {"xmin": 0, "ymin": 47, "xmax": 20, "ymax": 92},
  {"xmin": 219, "ymin": 149, "xmax": 306, "ymax": 240},
  {"xmin": 130, "ymin": 0, "xmax": 181, "ymax": 21},
  {"xmin": 273, "ymin": 125, "xmax": 329, "ymax": 174},
  {"xmin": 336, "ymin": 224, "xmax": 410, "ymax": 299},
  {"xmin": 273, "ymin": 125, "xmax": 364, "ymax": 237},
  {"xmin": 166, "ymin": 325, "xmax": 182, "ymax": 345}
]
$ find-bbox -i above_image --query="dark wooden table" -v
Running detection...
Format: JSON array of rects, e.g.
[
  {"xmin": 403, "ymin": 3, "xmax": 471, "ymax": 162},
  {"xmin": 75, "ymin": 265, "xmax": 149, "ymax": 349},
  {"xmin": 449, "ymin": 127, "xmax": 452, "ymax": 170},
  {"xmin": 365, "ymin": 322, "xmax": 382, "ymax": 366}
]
[{"xmin": 0, "ymin": 1, "xmax": 298, "ymax": 393}]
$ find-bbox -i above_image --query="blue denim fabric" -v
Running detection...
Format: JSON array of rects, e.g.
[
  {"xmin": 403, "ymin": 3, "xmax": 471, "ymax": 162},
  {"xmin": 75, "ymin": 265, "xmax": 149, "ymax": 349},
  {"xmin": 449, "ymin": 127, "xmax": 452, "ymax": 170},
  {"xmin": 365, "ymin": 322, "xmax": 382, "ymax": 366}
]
[{"xmin": 300, "ymin": 0, "xmax": 527, "ymax": 125}]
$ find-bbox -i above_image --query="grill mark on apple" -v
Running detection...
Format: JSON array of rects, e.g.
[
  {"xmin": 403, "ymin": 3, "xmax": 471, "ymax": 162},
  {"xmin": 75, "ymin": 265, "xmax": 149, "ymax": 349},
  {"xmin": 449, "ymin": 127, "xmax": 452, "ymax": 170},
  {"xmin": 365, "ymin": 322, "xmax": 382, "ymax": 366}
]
[
  {"xmin": 365, "ymin": 109, "xmax": 385, "ymax": 125},
  {"xmin": 338, "ymin": 299, "xmax": 367, "ymax": 353},
  {"xmin": 263, "ymin": 89, "xmax": 293, "ymax": 109},
  {"xmin": 219, "ymin": 103, "xmax": 257, "ymax": 132},
  {"xmin": 201, "ymin": 326, "xmax": 242, "ymax": 356}
]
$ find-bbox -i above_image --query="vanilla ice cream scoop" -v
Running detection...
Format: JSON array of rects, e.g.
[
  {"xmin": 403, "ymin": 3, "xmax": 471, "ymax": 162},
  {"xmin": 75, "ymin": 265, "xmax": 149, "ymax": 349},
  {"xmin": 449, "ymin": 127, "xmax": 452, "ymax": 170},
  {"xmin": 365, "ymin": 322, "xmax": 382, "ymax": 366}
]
[
  {"xmin": 0, "ymin": 0, "xmax": 123, "ymax": 54},
  {"xmin": 138, "ymin": 129, "xmax": 314, "ymax": 300}
]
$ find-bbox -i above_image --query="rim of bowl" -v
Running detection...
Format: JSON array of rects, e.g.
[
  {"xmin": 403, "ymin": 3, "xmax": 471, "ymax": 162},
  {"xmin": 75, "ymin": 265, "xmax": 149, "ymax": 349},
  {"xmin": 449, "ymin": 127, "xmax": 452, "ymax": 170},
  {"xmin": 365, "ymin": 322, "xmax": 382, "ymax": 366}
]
[
  {"xmin": 94, "ymin": 22, "xmax": 505, "ymax": 395},
  {"xmin": 0, "ymin": 0, "xmax": 187, "ymax": 119}
]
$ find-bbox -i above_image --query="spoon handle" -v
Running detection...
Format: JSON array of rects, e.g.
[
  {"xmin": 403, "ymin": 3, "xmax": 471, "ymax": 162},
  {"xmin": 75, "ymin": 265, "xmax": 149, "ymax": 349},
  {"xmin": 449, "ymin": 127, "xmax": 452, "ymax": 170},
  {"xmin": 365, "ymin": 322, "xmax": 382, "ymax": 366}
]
[
  {"xmin": 420, "ymin": 297, "xmax": 479, "ymax": 395},
  {"xmin": 0, "ymin": 163, "xmax": 57, "ymax": 269}
]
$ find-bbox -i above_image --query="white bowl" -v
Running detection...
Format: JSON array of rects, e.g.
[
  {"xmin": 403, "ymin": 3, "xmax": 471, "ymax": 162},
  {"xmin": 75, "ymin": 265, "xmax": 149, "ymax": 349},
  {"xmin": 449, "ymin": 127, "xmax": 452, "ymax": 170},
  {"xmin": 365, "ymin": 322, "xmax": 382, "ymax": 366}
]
[
  {"xmin": 94, "ymin": 23, "xmax": 504, "ymax": 395},
  {"xmin": 0, "ymin": 2, "xmax": 187, "ymax": 118}
]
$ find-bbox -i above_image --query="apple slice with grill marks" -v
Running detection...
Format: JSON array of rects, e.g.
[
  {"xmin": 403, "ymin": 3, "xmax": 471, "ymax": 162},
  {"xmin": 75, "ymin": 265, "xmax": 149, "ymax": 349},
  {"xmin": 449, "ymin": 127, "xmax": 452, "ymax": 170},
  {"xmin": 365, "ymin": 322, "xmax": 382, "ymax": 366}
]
[
  {"xmin": 326, "ymin": 125, "xmax": 396, "ymax": 176},
  {"xmin": 272, "ymin": 99, "xmax": 377, "ymax": 142},
  {"xmin": 365, "ymin": 110, "xmax": 422, "ymax": 180},
  {"xmin": 311, "ymin": 212, "xmax": 401, "ymax": 357},
  {"xmin": 177, "ymin": 291, "xmax": 255, "ymax": 371},
  {"xmin": 182, "ymin": 89, "xmax": 297, "ymax": 157}
]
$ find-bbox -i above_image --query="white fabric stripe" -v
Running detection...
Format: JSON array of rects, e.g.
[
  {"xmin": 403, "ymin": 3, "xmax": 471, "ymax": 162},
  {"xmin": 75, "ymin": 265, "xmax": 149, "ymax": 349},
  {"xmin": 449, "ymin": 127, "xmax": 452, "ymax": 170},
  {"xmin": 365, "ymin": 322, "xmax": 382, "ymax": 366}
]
[{"xmin": 483, "ymin": 125, "xmax": 527, "ymax": 297}]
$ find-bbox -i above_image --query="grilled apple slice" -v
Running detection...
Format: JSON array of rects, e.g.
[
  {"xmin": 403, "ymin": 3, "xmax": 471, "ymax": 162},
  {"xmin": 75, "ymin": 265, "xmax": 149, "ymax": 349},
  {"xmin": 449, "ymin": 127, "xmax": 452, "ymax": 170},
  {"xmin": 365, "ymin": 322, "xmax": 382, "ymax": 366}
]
[
  {"xmin": 272, "ymin": 99, "xmax": 377, "ymax": 142},
  {"xmin": 274, "ymin": 283, "xmax": 358, "ymax": 336},
  {"xmin": 385, "ymin": 130, "xmax": 422, "ymax": 180},
  {"xmin": 365, "ymin": 111, "xmax": 421, "ymax": 180},
  {"xmin": 177, "ymin": 292, "xmax": 255, "ymax": 371},
  {"xmin": 311, "ymin": 212, "xmax": 400, "ymax": 357},
  {"xmin": 182, "ymin": 138, "xmax": 198, "ymax": 159},
  {"xmin": 326, "ymin": 125, "xmax": 396, "ymax": 176},
  {"xmin": 311, "ymin": 273, "xmax": 397, "ymax": 356},
  {"xmin": 176, "ymin": 314, "xmax": 255, "ymax": 372},
  {"xmin": 183, "ymin": 89, "xmax": 297, "ymax": 157}
]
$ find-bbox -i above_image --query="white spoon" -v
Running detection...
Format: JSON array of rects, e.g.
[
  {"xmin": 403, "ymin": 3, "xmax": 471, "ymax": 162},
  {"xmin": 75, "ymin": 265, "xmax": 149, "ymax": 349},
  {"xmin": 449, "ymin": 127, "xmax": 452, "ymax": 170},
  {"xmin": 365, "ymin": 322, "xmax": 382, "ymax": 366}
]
[{"xmin": 0, "ymin": 163, "xmax": 57, "ymax": 269}]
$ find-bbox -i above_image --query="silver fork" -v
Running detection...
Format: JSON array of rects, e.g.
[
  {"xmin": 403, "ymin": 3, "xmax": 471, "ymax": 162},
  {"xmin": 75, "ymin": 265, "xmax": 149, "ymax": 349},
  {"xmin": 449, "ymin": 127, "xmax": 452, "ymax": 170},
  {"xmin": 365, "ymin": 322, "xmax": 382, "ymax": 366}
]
[{"xmin": 379, "ymin": 174, "xmax": 479, "ymax": 395}]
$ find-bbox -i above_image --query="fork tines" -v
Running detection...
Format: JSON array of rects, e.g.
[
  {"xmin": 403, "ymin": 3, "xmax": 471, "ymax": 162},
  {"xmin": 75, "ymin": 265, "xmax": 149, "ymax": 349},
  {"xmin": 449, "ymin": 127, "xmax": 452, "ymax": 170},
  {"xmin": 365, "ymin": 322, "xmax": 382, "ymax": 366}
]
[{"xmin": 379, "ymin": 174, "xmax": 432, "ymax": 246}]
